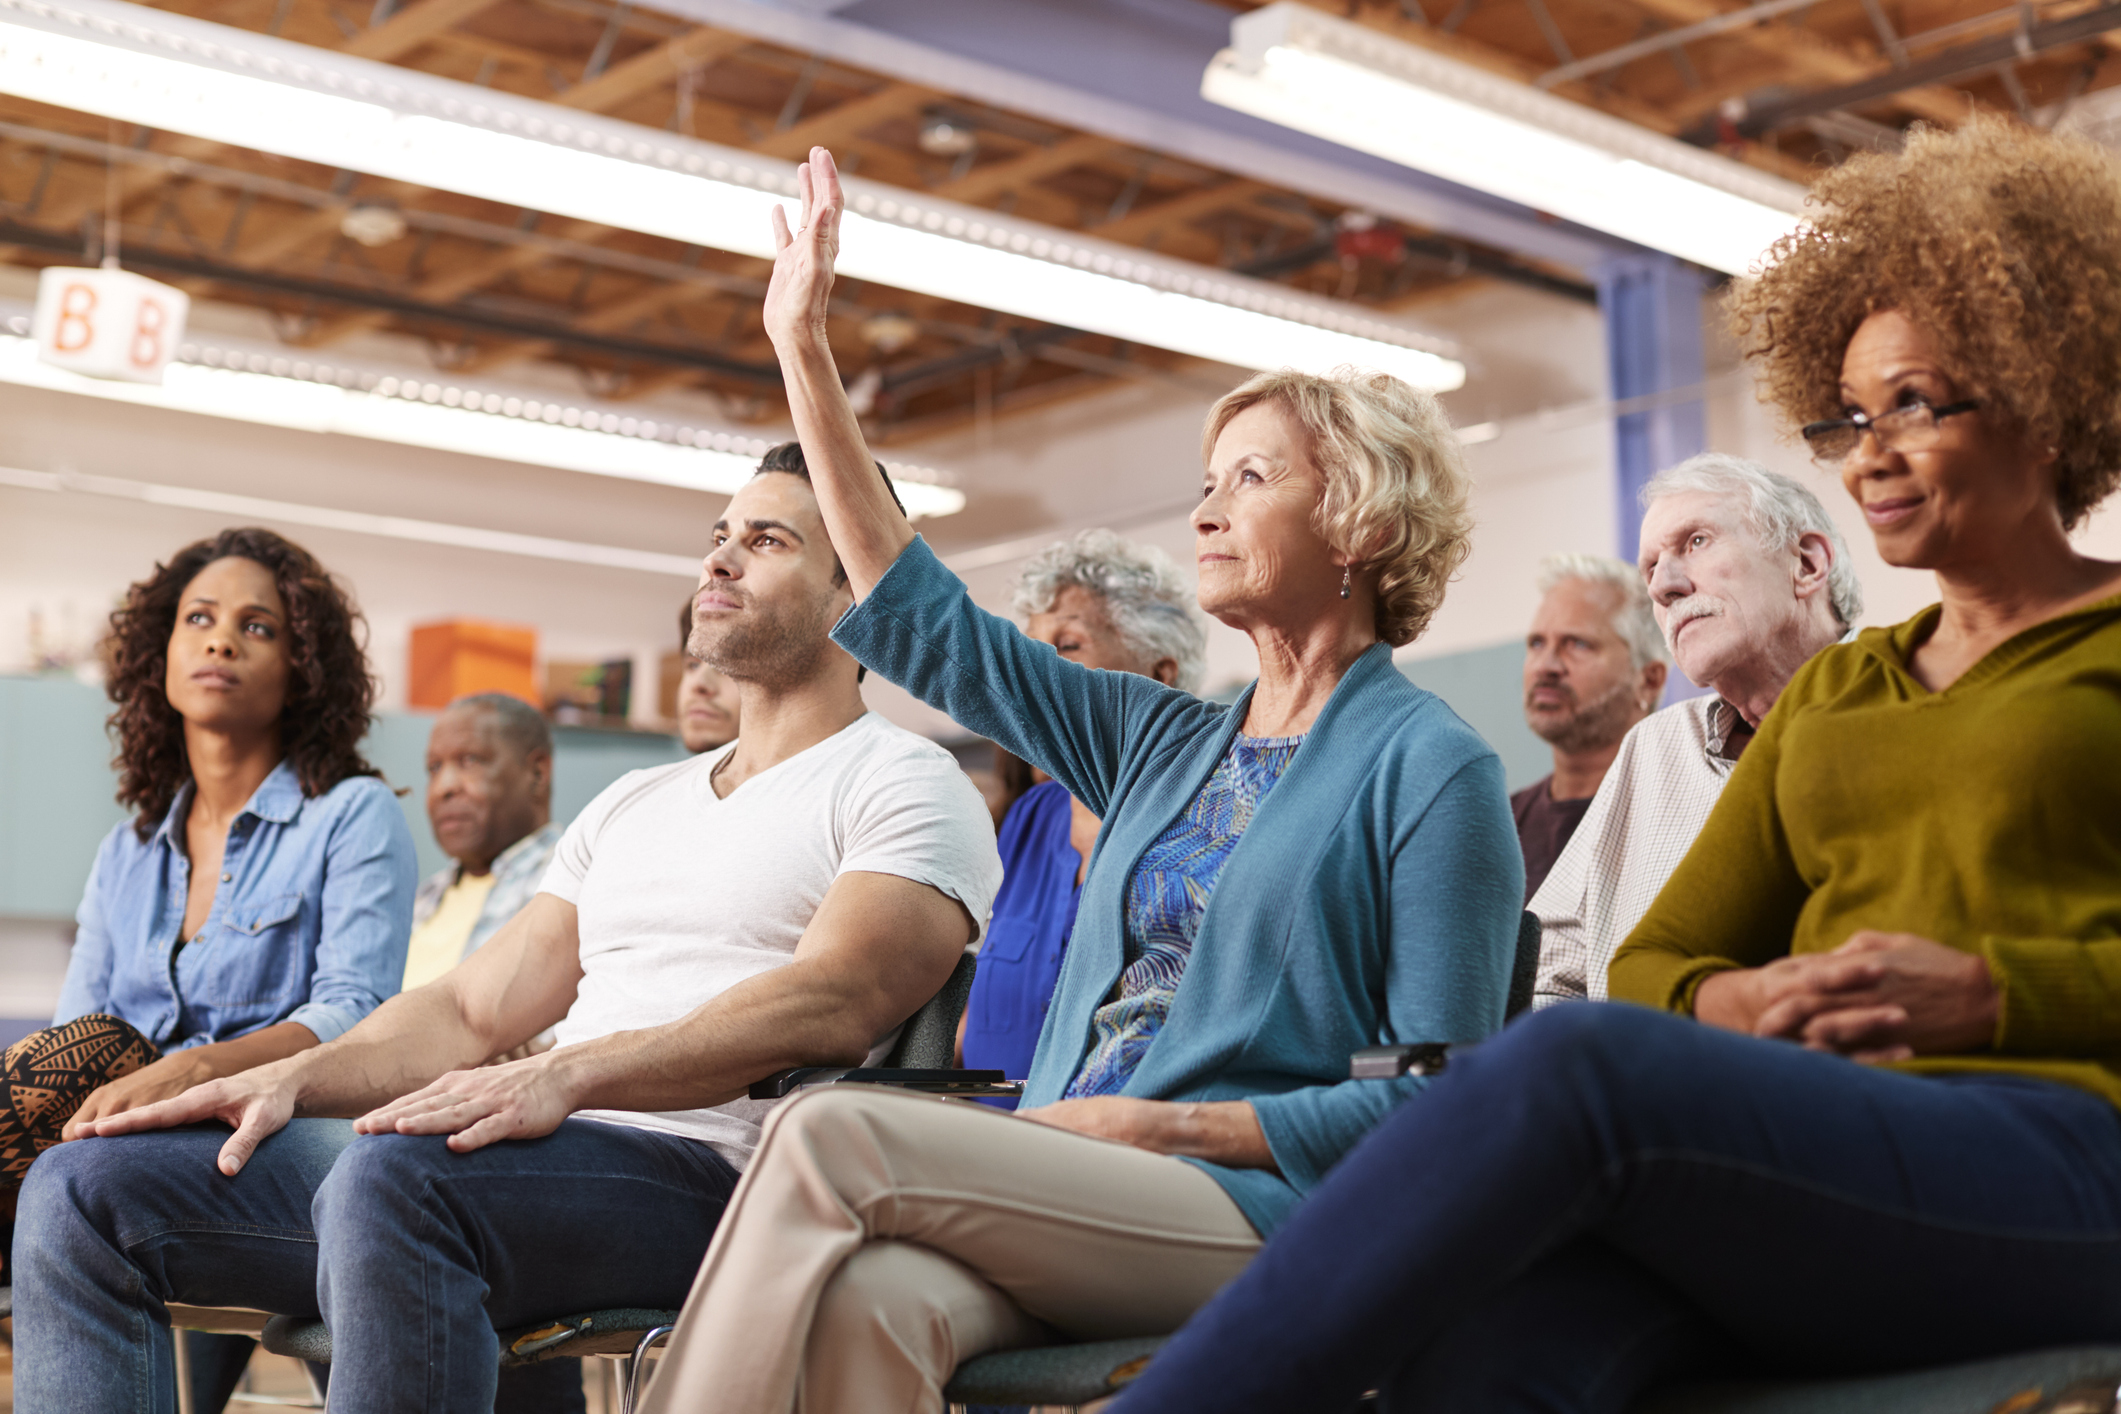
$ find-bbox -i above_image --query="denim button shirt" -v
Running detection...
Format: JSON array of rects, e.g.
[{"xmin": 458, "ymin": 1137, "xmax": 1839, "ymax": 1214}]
[{"xmin": 56, "ymin": 760, "xmax": 417, "ymax": 1050}]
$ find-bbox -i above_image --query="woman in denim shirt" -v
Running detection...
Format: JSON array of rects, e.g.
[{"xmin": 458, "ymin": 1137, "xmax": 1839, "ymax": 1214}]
[{"xmin": 2, "ymin": 527, "xmax": 415, "ymax": 1194}]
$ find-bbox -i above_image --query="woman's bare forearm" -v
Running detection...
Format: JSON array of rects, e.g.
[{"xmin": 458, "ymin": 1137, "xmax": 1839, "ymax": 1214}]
[
  {"xmin": 1161, "ymin": 1100, "xmax": 1278, "ymax": 1171},
  {"xmin": 166, "ymin": 1020, "xmax": 319, "ymax": 1085}
]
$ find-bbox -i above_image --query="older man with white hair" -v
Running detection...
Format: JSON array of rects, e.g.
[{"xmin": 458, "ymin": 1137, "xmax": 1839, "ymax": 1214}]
[
  {"xmin": 1532, "ymin": 452, "xmax": 1859, "ymax": 1006},
  {"xmin": 1514, "ymin": 555, "xmax": 1670, "ymax": 900}
]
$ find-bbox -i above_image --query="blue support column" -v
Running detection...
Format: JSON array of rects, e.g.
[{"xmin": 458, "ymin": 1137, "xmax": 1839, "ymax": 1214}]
[{"xmin": 1597, "ymin": 254, "xmax": 1709, "ymax": 564}]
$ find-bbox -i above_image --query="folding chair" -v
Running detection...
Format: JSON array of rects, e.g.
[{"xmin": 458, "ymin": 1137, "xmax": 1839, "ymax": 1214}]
[{"xmin": 258, "ymin": 952, "xmax": 1004, "ymax": 1414}]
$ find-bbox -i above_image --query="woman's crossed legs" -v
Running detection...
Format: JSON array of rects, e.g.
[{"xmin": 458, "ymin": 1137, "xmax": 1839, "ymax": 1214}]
[
  {"xmin": 1107, "ymin": 1004, "xmax": 2121, "ymax": 1414},
  {"xmin": 638, "ymin": 1087, "xmax": 1263, "ymax": 1414}
]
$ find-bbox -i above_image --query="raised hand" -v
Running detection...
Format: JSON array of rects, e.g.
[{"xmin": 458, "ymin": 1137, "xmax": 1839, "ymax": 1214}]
[
  {"xmin": 762, "ymin": 146, "xmax": 845, "ymax": 353},
  {"xmin": 77, "ymin": 1066, "xmax": 299, "ymax": 1177},
  {"xmin": 353, "ymin": 1050, "xmax": 577, "ymax": 1154}
]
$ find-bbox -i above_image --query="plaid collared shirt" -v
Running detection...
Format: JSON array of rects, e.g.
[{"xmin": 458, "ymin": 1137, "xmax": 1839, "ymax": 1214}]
[
  {"xmin": 1529, "ymin": 695, "xmax": 1746, "ymax": 1007},
  {"xmin": 411, "ymin": 820, "xmax": 564, "ymax": 966}
]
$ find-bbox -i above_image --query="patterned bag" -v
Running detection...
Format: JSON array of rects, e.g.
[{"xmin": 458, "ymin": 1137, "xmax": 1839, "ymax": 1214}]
[{"xmin": 0, "ymin": 1014, "xmax": 160, "ymax": 1186}]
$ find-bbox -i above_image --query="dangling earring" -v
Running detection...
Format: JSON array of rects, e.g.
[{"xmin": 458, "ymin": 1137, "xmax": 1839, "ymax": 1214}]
[{"xmin": 1339, "ymin": 565, "xmax": 1352, "ymax": 600}]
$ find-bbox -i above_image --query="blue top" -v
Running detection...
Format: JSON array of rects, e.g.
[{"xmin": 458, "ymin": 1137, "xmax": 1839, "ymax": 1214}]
[
  {"xmin": 833, "ymin": 537, "xmax": 1523, "ymax": 1235},
  {"xmin": 57, "ymin": 760, "xmax": 417, "ymax": 1049},
  {"xmin": 1068, "ymin": 733, "xmax": 1301, "ymax": 1098},
  {"xmin": 962, "ymin": 781, "xmax": 1082, "ymax": 1101}
]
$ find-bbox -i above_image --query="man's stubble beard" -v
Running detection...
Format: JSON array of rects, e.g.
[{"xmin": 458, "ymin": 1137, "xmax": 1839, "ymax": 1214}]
[
  {"xmin": 1530, "ymin": 671, "xmax": 1644, "ymax": 754},
  {"xmin": 687, "ymin": 584, "xmax": 838, "ymax": 693}
]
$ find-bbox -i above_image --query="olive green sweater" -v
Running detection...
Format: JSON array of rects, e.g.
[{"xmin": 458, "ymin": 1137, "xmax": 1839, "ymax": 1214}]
[{"xmin": 1610, "ymin": 592, "xmax": 2121, "ymax": 1106}]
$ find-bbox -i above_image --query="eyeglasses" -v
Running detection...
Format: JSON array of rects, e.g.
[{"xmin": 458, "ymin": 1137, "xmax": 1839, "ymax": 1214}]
[{"xmin": 1800, "ymin": 399, "xmax": 1979, "ymax": 465}]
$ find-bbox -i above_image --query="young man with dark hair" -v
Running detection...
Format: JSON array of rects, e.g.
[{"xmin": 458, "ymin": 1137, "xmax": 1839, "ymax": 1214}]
[{"xmin": 14, "ymin": 448, "xmax": 1003, "ymax": 1413}]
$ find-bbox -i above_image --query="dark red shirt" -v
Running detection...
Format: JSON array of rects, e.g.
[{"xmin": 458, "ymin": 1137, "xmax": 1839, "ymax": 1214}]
[{"xmin": 1511, "ymin": 774, "xmax": 1595, "ymax": 903}]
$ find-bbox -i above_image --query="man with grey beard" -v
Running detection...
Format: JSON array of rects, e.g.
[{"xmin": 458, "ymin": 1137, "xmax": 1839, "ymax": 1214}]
[
  {"xmin": 1531, "ymin": 453, "xmax": 1857, "ymax": 1006},
  {"xmin": 1513, "ymin": 555, "xmax": 1669, "ymax": 900}
]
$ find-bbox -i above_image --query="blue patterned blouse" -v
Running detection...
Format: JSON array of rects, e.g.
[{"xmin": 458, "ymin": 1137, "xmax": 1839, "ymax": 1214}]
[{"xmin": 1065, "ymin": 732, "xmax": 1303, "ymax": 1098}]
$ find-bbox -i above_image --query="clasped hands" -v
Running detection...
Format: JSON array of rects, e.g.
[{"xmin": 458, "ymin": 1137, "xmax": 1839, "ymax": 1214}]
[{"xmin": 1694, "ymin": 931, "xmax": 1999, "ymax": 1063}]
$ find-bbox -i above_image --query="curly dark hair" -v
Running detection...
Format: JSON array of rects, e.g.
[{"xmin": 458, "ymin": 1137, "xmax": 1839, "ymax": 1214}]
[
  {"xmin": 107, "ymin": 527, "xmax": 382, "ymax": 839},
  {"xmin": 1727, "ymin": 113, "xmax": 2121, "ymax": 529}
]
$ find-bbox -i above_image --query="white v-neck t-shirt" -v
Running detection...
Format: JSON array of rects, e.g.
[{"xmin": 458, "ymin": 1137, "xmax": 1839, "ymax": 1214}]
[{"xmin": 538, "ymin": 711, "xmax": 1001, "ymax": 1168}]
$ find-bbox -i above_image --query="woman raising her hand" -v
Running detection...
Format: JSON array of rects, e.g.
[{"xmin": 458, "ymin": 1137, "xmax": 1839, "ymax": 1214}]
[{"xmin": 638, "ymin": 149, "xmax": 1523, "ymax": 1414}]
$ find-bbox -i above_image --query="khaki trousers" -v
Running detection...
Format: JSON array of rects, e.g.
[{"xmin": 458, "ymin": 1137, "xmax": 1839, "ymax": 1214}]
[{"xmin": 637, "ymin": 1087, "xmax": 1263, "ymax": 1414}]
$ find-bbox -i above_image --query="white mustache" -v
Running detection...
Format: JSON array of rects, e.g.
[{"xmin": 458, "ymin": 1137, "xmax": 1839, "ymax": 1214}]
[{"xmin": 1662, "ymin": 596, "xmax": 1725, "ymax": 649}]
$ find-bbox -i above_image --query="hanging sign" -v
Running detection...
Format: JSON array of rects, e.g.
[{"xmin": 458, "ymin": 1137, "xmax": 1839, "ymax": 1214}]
[{"xmin": 32, "ymin": 266, "xmax": 191, "ymax": 385}]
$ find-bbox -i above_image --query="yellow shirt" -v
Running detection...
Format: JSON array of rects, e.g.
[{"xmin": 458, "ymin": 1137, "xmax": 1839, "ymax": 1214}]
[{"xmin": 403, "ymin": 872, "xmax": 498, "ymax": 991}]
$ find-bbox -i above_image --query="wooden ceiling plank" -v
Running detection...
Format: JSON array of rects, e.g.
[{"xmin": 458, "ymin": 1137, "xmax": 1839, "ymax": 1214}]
[
  {"xmin": 1599, "ymin": 0, "xmax": 1970, "ymax": 125},
  {"xmin": 932, "ymin": 132, "xmax": 1118, "ymax": 204},
  {"xmin": 295, "ymin": 214, "xmax": 616, "ymax": 345},
  {"xmin": 341, "ymin": 0, "xmax": 508, "ymax": 62},
  {"xmin": 751, "ymin": 82, "xmax": 937, "ymax": 160},
  {"xmin": 557, "ymin": 27, "xmax": 753, "ymax": 114},
  {"xmin": 1091, "ymin": 178, "xmax": 1270, "ymax": 243}
]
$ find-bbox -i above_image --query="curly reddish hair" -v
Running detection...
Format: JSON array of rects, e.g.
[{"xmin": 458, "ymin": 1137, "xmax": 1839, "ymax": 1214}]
[
  {"xmin": 106, "ymin": 527, "xmax": 382, "ymax": 839},
  {"xmin": 1727, "ymin": 113, "xmax": 2121, "ymax": 529}
]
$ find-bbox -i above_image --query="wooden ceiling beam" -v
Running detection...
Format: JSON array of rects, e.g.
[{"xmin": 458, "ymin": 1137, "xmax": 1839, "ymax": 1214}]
[
  {"xmin": 753, "ymin": 82, "xmax": 937, "ymax": 159},
  {"xmin": 1606, "ymin": 0, "xmax": 1971, "ymax": 126},
  {"xmin": 293, "ymin": 214, "xmax": 615, "ymax": 346},
  {"xmin": 1091, "ymin": 178, "xmax": 1271, "ymax": 243},
  {"xmin": 932, "ymin": 132, "xmax": 1119, "ymax": 204},
  {"xmin": 341, "ymin": 0, "xmax": 508, "ymax": 62},
  {"xmin": 1342, "ymin": 1, "xmax": 1815, "ymax": 180},
  {"xmin": 556, "ymin": 27, "xmax": 753, "ymax": 114}
]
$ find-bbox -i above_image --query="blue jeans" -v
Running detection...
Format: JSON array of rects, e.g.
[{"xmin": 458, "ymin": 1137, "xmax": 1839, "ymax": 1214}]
[
  {"xmin": 1107, "ymin": 1004, "xmax": 2121, "ymax": 1414},
  {"xmin": 14, "ymin": 1115, "xmax": 739, "ymax": 1413}
]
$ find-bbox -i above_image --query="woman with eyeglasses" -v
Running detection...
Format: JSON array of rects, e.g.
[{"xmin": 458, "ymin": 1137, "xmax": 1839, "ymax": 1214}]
[{"xmin": 1099, "ymin": 114, "xmax": 2121, "ymax": 1414}]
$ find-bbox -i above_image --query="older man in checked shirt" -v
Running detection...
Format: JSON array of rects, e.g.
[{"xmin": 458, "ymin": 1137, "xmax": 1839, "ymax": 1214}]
[{"xmin": 1532, "ymin": 454, "xmax": 1858, "ymax": 1006}]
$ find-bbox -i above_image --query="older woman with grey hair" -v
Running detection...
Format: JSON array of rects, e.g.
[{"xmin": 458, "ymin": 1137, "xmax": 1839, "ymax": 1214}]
[
  {"xmin": 636, "ymin": 147, "xmax": 1523, "ymax": 1414},
  {"xmin": 962, "ymin": 531, "xmax": 1209, "ymax": 1103}
]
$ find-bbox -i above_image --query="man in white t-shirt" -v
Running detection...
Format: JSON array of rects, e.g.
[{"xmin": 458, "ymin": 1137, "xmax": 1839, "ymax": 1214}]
[{"xmin": 17, "ymin": 445, "xmax": 1003, "ymax": 1414}]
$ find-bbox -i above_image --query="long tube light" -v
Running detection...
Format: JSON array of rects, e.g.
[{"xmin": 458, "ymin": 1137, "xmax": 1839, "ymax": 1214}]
[
  {"xmin": 0, "ymin": 462, "xmax": 705, "ymax": 577},
  {"xmin": 0, "ymin": 314, "xmax": 966, "ymax": 517},
  {"xmin": 1203, "ymin": 2, "xmax": 1806, "ymax": 276},
  {"xmin": 0, "ymin": 0, "xmax": 1465, "ymax": 391}
]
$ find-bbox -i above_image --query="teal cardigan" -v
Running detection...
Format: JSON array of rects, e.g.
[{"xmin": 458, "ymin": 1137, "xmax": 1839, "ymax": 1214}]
[{"xmin": 834, "ymin": 537, "xmax": 1523, "ymax": 1233}]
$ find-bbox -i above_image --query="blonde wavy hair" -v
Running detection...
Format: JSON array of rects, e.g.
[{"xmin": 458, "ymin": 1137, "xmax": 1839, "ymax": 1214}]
[
  {"xmin": 1727, "ymin": 113, "xmax": 2121, "ymax": 528},
  {"xmin": 1202, "ymin": 368, "xmax": 1474, "ymax": 648}
]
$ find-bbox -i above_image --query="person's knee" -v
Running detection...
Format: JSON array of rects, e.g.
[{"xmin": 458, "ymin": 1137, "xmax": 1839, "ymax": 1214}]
[
  {"xmin": 1483, "ymin": 1002, "xmax": 1678, "ymax": 1093},
  {"xmin": 16, "ymin": 1140, "xmax": 113, "ymax": 1257},
  {"xmin": 757, "ymin": 1086, "xmax": 905, "ymax": 1173},
  {"xmin": 312, "ymin": 1132, "xmax": 456, "ymax": 1238}
]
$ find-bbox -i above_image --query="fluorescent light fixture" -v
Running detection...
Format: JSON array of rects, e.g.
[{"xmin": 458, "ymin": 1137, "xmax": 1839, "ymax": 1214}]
[
  {"xmin": 0, "ymin": 461, "xmax": 706, "ymax": 577},
  {"xmin": 0, "ymin": 0, "xmax": 1464, "ymax": 391},
  {"xmin": 1203, "ymin": 2, "xmax": 1806, "ymax": 276},
  {"xmin": 0, "ymin": 315, "xmax": 966, "ymax": 518}
]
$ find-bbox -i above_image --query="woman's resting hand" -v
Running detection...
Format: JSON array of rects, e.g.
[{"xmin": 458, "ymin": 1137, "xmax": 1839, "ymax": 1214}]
[
  {"xmin": 1695, "ymin": 931, "xmax": 1999, "ymax": 1062},
  {"xmin": 353, "ymin": 1049, "xmax": 579, "ymax": 1154},
  {"xmin": 73, "ymin": 1062, "xmax": 302, "ymax": 1177},
  {"xmin": 62, "ymin": 1049, "xmax": 219, "ymax": 1141},
  {"xmin": 1019, "ymin": 1096, "xmax": 1278, "ymax": 1172}
]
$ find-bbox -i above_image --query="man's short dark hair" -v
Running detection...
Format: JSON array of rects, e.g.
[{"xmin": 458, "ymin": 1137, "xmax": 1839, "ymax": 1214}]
[
  {"xmin": 755, "ymin": 440, "xmax": 909, "ymax": 567},
  {"xmin": 451, "ymin": 692, "xmax": 552, "ymax": 760},
  {"xmin": 752, "ymin": 441, "xmax": 897, "ymax": 684}
]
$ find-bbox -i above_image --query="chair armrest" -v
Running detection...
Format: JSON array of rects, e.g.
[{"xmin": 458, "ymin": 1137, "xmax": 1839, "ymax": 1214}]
[
  {"xmin": 749, "ymin": 1067, "xmax": 1017, "ymax": 1100},
  {"xmin": 1349, "ymin": 1044, "xmax": 1451, "ymax": 1080}
]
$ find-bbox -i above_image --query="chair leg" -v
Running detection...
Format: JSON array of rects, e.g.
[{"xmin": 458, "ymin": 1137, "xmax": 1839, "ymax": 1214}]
[
  {"xmin": 173, "ymin": 1327, "xmax": 197, "ymax": 1414},
  {"xmin": 622, "ymin": 1324, "xmax": 676, "ymax": 1414}
]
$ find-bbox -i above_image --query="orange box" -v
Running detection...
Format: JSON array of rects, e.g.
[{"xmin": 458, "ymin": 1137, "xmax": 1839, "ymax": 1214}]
[{"xmin": 407, "ymin": 620, "xmax": 538, "ymax": 710}]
